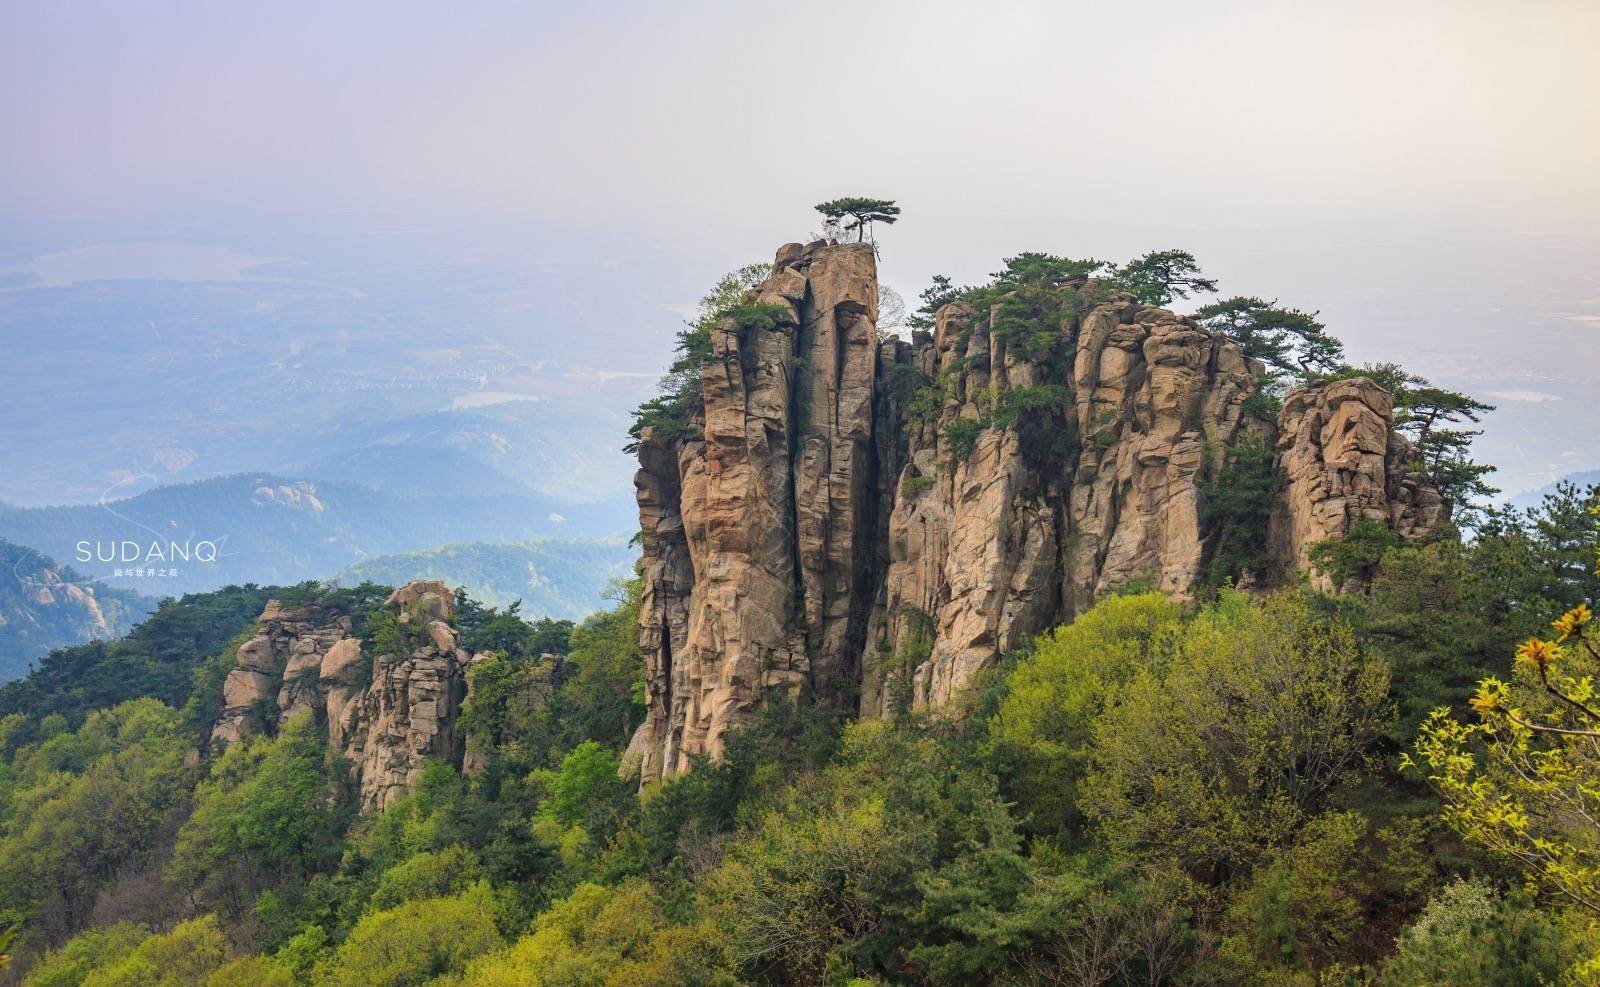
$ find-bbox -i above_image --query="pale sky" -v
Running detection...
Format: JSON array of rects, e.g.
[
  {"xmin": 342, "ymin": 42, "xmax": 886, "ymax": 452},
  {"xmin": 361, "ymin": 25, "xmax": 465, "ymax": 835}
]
[{"xmin": 3, "ymin": 0, "xmax": 1597, "ymax": 493}]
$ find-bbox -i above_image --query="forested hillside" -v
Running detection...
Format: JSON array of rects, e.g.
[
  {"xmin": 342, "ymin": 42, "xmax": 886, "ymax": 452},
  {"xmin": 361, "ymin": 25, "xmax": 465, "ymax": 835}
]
[
  {"xmin": 0, "ymin": 479, "xmax": 1594, "ymax": 986},
  {"xmin": 0, "ymin": 540, "xmax": 154, "ymax": 683},
  {"xmin": 1, "ymin": 242, "xmax": 1597, "ymax": 987}
]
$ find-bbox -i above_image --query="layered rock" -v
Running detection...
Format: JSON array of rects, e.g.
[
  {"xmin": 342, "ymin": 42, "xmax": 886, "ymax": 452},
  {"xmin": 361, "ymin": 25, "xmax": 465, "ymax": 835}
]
[
  {"xmin": 209, "ymin": 579, "xmax": 485, "ymax": 811},
  {"xmin": 1273, "ymin": 379, "xmax": 1447, "ymax": 590},
  {"xmin": 632, "ymin": 241, "xmax": 1448, "ymax": 778},
  {"xmin": 212, "ymin": 598, "xmax": 355, "ymax": 747},
  {"xmin": 631, "ymin": 241, "xmax": 881, "ymax": 780}
]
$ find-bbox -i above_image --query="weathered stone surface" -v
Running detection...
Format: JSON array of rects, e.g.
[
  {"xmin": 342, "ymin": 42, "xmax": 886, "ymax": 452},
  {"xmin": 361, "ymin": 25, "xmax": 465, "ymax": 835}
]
[
  {"xmin": 1064, "ymin": 299, "xmax": 1261, "ymax": 611},
  {"xmin": 319, "ymin": 637, "xmax": 366, "ymax": 752},
  {"xmin": 630, "ymin": 243, "xmax": 1448, "ymax": 777},
  {"xmin": 208, "ymin": 580, "xmax": 476, "ymax": 812},
  {"xmin": 347, "ymin": 644, "xmax": 463, "ymax": 811},
  {"xmin": 1274, "ymin": 378, "xmax": 1447, "ymax": 590},
  {"xmin": 631, "ymin": 242, "xmax": 880, "ymax": 782},
  {"xmin": 211, "ymin": 602, "xmax": 353, "ymax": 746},
  {"xmin": 387, "ymin": 580, "xmax": 453, "ymax": 623}
]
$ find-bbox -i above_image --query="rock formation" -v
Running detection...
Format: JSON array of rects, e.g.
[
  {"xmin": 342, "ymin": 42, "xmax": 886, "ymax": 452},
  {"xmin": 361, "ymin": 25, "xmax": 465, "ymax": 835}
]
[
  {"xmin": 209, "ymin": 579, "xmax": 486, "ymax": 811},
  {"xmin": 1273, "ymin": 379, "xmax": 1446, "ymax": 591},
  {"xmin": 630, "ymin": 241, "xmax": 1447, "ymax": 781},
  {"xmin": 631, "ymin": 241, "xmax": 880, "ymax": 780}
]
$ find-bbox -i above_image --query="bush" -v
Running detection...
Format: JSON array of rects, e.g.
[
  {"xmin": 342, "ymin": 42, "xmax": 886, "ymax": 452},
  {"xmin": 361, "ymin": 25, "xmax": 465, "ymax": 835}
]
[
  {"xmin": 1380, "ymin": 880, "xmax": 1576, "ymax": 986},
  {"xmin": 1310, "ymin": 520, "xmax": 1404, "ymax": 590},
  {"xmin": 1083, "ymin": 592, "xmax": 1391, "ymax": 874},
  {"xmin": 320, "ymin": 886, "xmax": 503, "ymax": 987},
  {"xmin": 454, "ymin": 881, "xmax": 736, "ymax": 987},
  {"xmin": 941, "ymin": 420, "xmax": 984, "ymax": 463},
  {"xmin": 74, "ymin": 915, "xmax": 229, "ymax": 987},
  {"xmin": 366, "ymin": 845, "xmax": 485, "ymax": 914},
  {"xmin": 21, "ymin": 923, "xmax": 147, "ymax": 987},
  {"xmin": 991, "ymin": 592, "xmax": 1184, "ymax": 838}
]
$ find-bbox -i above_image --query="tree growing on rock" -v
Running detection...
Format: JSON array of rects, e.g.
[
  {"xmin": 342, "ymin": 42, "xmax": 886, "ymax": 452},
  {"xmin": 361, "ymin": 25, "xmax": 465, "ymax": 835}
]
[
  {"xmin": 1395, "ymin": 383, "xmax": 1498, "ymax": 511},
  {"xmin": 1112, "ymin": 249, "xmax": 1217, "ymax": 306},
  {"xmin": 1326, "ymin": 362, "xmax": 1499, "ymax": 514},
  {"xmin": 1195, "ymin": 296, "xmax": 1345, "ymax": 379},
  {"xmin": 814, "ymin": 197, "xmax": 901, "ymax": 242}
]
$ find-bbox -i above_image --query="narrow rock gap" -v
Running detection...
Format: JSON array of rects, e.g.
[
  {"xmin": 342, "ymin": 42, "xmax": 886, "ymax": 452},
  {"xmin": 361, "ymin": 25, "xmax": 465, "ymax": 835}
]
[{"xmin": 788, "ymin": 280, "xmax": 811, "ymax": 658}]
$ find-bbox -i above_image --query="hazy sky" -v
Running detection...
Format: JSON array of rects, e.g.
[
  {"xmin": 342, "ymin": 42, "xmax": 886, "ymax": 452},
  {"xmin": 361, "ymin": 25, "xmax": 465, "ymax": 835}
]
[{"xmin": 3, "ymin": 0, "xmax": 1597, "ymax": 493}]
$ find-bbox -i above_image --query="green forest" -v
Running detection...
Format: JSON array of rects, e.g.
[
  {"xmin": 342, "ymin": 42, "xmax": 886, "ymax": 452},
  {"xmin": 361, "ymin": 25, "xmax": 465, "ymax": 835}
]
[{"xmin": 0, "ymin": 478, "xmax": 1594, "ymax": 985}]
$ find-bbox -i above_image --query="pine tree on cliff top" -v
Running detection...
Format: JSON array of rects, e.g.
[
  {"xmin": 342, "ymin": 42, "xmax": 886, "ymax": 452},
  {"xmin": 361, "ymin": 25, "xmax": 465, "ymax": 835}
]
[{"xmin": 814, "ymin": 197, "xmax": 900, "ymax": 242}]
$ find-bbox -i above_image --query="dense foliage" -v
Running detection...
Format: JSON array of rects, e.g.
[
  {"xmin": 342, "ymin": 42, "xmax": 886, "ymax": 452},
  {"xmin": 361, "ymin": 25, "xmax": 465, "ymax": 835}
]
[
  {"xmin": 0, "ymin": 474, "xmax": 1592, "ymax": 985},
  {"xmin": 0, "ymin": 584, "xmax": 274, "ymax": 727}
]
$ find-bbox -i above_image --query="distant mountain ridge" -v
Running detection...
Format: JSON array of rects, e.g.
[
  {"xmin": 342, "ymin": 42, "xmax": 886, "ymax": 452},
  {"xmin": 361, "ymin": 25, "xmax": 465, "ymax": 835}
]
[
  {"xmin": 332, "ymin": 539, "xmax": 637, "ymax": 620},
  {"xmin": 1509, "ymin": 470, "xmax": 1600, "ymax": 511},
  {"xmin": 0, "ymin": 472, "xmax": 636, "ymax": 596}
]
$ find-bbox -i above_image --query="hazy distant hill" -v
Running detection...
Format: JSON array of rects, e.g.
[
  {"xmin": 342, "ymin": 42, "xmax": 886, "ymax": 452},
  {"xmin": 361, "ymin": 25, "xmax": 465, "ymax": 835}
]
[
  {"xmin": 0, "ymin": 538, "xmax": 155, "ymax": 682},
  {"xmin": 291, "ymin": 403, "xmax": 638, "ymax": 500},
  {"xmin": 0, "ymin": 473, "xmax": 636, "ymax": 596},
  {"xmin": 0, "ymin": 241, "xmax": 665, "ymax": 508},
  {"xmin": 1509, "ymin": 470, "xmax": 1600, "ymax": 511},
  {"xmin": 332, "ymin": 539, "xmax": 637, "ymax": 620}
]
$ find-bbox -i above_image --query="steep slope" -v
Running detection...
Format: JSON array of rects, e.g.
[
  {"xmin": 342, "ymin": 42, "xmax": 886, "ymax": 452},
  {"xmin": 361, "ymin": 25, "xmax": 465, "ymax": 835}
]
[
  {"xmin": 629, "ymin": 242, "xmax": 1445, "ymax": 780},
  {"xmin": 0, "ymin": 538, "xmax": 155, "ymax": 682}
]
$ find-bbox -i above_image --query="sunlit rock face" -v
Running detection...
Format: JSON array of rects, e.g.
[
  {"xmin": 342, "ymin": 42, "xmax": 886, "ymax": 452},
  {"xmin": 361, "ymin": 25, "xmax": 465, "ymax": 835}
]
[
  {"xmin": 210, "ymin": 579, "xmax": 487, "ymax": 811},
  {"xmin": 1273, "ymin": 379, "xmax": 1446, "ymax": 592},
  {"xmin": 629, "ymin": 242, "xmax": 1444, "ymax": 779}
]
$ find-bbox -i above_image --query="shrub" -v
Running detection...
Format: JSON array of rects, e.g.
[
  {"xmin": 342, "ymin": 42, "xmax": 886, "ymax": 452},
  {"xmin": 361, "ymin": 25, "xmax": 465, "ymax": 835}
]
[
  {"xmin": 366, "ymin": 845, "xmax": 485, "ymax": 914},
  {"xmin": 1083, "ymin": 592, "xmax": 1390, "ymax": 874},
  {"xmin": 1380, "ymin": 880, "xmax": 1576, "ymax": 986},
  {"xmin": 1310, "ymin": 520, "xmax": 1404, "ymax": 589},
  {"xmin": 321, "ymin": 886, "xmax": 502, "ymax": 987},
  {"xmin": 941, "ymin": 420, "xmax": 984, "ymax": 463},
  {"xmin": 991, "ymin": 592, "xmax": 1183, "ymax": 837}
]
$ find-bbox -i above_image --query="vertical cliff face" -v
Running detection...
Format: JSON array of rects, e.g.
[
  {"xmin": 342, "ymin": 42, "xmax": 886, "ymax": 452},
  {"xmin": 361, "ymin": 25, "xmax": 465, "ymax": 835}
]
[
  {"xmin": 630, "ymin": 241, "xmax": 1448, "ymax": 779},
  {"xmin": 209, "ymin": 579, "xmax": 484, "ymax": 811},
  {"xmin": 1273, "ymin": 379, "xmax": 1447, "ymax": 591},
  {"xmin": 631, "ymin": 242, "xmax": 880, "ymax": 780}
]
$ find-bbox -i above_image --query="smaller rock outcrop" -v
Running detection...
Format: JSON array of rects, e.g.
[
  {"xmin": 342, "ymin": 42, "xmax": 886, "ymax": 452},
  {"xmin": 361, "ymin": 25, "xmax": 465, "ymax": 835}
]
[
  {"xmin": 212, "ymin": 598, "xmax": 355, "ymax": 747},
  {"xmin": 1273, "ymin": 379, "xmax": 1446, "ymax": 590},
  {"xmin": 209, "ymin": 580, "xmax": 486, "ymax": 811}
]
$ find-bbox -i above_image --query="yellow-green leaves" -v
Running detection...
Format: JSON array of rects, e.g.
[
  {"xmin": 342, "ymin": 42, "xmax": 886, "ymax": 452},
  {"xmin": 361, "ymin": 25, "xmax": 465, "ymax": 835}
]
[
  {"xmin": 1411, "ymin": 608, "xmax": 1600, "ymax": 913},
  {"xmin": 1082, "ymin": 592, "xmax": 1390, "ymax": 875}
]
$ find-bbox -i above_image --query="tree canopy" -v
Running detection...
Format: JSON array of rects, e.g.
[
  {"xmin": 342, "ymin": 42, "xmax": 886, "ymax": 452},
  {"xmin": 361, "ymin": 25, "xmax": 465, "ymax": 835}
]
[
  {"xmin": 1195, "ymin": 295, "xmax": 1345, "ymax": 378},
  {"xmin": 1111, "ymin": 249, "xmax": 1218, "ymax": 306},
  {"xmin": 814, "ymin": 197, "xmax": 901, "ymax": 242}
]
